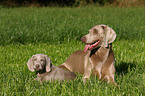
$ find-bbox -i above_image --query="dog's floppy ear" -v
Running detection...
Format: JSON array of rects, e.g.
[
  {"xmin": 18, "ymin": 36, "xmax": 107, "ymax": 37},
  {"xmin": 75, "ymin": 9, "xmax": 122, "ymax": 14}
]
[
  {"xmin": 45, "ymin": 55, "xmax": 52, "ymax": 72},
  {"xmin": 27, "ymin": 55, "xmax": 35, "ymax": 72},
  {"xmin": 101, "ymin": 25, "xmax": 116, "ymax": 47}
]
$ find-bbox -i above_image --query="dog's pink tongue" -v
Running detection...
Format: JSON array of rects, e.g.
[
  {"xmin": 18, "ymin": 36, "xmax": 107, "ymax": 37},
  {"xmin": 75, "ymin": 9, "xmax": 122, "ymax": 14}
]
[
  {"xmin": 84, "ymin": 41, "xmax": 100, "ymax": 52},
  {"xmin": 89, "ymin": 41, "xmax": 100, "ymax": 49},
  {"xmin": 84, "ymin": 45, "xmax": 90, "ymax": 52}
]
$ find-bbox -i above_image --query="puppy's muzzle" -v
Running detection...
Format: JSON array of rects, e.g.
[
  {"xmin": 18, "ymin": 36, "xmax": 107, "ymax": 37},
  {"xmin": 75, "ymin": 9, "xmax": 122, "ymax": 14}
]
[
  {"xmin": 34, "ymin": 64, "xmax": 42, "ymax": 71},
  {"xmin": 81, "ymin": 36, "xmax": 86, "ymax": 43}
]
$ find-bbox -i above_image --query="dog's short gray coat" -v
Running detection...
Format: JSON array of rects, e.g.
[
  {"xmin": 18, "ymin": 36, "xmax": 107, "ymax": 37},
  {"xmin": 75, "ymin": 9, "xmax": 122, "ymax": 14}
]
[
  {"xmin": 59, "ymin": 25, "xmax": 117, "ymax": 85},
  {"xmin": 27, "ymin": 54, "xmax": 76, "ymax": 82}
]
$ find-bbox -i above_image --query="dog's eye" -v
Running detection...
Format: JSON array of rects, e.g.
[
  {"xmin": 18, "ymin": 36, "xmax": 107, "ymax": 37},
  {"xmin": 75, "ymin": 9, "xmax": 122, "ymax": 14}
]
[
  {"xmin": 34, "ymin": 58, "xmax": 37, "ymax": 61},
  {"xmin": 93, "ymin": 29, "xmax": 98, "ymax": 34},
  {"xmin": 41, "ymin": 59, "xmax": 44, "ymax": 62}
]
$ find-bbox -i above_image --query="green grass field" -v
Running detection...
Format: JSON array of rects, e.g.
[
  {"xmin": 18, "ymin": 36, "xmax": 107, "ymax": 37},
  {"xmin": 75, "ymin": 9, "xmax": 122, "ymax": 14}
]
[{"xmin": 0, "ymin": 7, "xmax": 145, "ymax": 95}]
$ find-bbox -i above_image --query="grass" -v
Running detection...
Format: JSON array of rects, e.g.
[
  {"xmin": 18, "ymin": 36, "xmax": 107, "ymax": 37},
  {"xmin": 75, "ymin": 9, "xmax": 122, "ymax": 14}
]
[
  {"xmin": 0, "ymin": 7, "xmax": 145, "ymax": 45},
  {"xmin": 0, "ymin": 6, "xmax": 145, "ymax": 95}
]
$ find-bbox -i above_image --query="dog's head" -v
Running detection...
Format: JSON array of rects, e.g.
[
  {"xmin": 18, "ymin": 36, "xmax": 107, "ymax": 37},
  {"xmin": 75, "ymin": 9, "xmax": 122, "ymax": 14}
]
[
  {"xmin": 27, "ymin": 54, "xmax": 51, "ymax": 72},
  {"xmin": 81, "ymin": 25, "xmax": 116, "ymax": 52}
]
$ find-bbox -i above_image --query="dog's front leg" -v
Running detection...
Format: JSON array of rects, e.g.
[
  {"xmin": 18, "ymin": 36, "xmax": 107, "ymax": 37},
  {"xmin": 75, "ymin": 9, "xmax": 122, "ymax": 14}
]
[{"xmin": 83, "ymin": 51, "xmax": 92, "ymax": 82}]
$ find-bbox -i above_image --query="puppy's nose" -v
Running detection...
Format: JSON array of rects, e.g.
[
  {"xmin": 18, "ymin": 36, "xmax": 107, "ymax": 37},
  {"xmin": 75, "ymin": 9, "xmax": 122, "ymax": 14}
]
[
  {"xmin": 36, "ymin": 64, "xmax": 40, "ymax": 68},
  {"xmin": 81, "ymin": 36, "xmax": 86, "ymax": 43}
]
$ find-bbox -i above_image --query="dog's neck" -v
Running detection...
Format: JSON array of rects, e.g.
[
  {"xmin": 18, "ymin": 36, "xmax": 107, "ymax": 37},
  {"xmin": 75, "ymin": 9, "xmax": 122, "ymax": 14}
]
[
  {"xmin": 90, "ymin": 43, "xmax": 112, "ymax": 57},
  {"xmin": 90, "ymin": 47, "xmax": 100, "ymax": 56},
  {"xmin": 36, "ymin": 69, "xmax": 46, "ymax": 75}
]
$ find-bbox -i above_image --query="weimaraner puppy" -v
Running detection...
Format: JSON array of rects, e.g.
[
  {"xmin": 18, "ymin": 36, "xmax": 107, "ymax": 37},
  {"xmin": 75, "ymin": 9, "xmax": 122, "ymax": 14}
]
[
  {"xmin": 27, "ymin": 54, "xmax": 76, "ymax": 82},
  {"xmin": 59, "ymin": 25, "xmax": 117, "ymax": 85}
]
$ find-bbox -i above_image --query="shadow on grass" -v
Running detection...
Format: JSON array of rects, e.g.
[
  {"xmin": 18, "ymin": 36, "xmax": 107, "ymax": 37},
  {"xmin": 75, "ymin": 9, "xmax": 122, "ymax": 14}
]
[{"xmin": 115, "ymin": 62, "xmax": 136, "ymax": 75}]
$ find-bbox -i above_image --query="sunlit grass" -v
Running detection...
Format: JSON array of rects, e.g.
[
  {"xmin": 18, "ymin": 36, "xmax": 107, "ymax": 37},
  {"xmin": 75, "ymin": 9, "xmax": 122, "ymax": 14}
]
[{"xmin": 0, "ymin": 39, "xmax": 144, "ymax": 95}]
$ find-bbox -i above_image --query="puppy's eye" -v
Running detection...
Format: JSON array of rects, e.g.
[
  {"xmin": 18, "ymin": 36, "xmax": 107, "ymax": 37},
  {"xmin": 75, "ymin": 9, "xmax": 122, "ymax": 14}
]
[
  {"xmin": 34, "ymin": 58, "xmax": 37, "ymax": 61},
  {"xmin": 93, "ymin": 29, "xmax": 98, "ymax": 34},
  {"xmin": 41, "ymin": 59, "xmax": 44, "ymax": 62}
]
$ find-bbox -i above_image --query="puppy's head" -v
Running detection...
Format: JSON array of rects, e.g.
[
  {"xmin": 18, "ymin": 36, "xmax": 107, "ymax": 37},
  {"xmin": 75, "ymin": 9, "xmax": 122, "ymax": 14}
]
[
  {"xmin": 81, "ymin": 25, "xmax": 116, "ymax": 52},
  {"xmin": 27, "ymin": 54, "xmax": 51, "ymax": 72}
]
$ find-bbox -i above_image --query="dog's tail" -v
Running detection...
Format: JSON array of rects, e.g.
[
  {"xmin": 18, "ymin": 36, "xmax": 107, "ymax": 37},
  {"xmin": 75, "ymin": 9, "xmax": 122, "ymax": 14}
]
[{"xmin": 58, "ymin": 63, "xmax": 70, "ymax": 71}]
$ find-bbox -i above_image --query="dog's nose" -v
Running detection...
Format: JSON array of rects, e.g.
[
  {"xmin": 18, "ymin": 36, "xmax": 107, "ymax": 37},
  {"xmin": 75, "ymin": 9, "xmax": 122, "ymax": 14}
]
[
  {"xmin": 36, "ymin": 64, "xmax": 40, "ymax": 68},
  {"xmin": 81, "ymin": 36, "xmax": 86, "ymax": 43}
]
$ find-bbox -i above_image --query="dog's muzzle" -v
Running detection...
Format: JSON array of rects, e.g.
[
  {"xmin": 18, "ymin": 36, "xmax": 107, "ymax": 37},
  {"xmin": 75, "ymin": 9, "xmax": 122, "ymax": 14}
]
[{"xmin": 34, "ymin": 64, "xmax": 42, "ymax": 71}]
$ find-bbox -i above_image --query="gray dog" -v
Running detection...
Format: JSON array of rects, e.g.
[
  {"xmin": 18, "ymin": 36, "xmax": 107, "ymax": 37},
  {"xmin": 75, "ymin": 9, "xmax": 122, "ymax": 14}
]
[
  {"xmin": 59, "ymin": 25, "xmax": 117, "ymax": 85},
  {"xmin": 27, "ymin": 54, "xmax": 76, "ymax": 82}
]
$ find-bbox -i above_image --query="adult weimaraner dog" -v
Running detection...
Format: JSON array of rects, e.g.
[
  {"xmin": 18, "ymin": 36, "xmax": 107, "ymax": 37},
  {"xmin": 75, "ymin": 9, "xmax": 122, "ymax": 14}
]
[
  {"xmin": 27, "ymin": 54, "xmax": 76, "ymax": 82},
  {"xmin": 59, "ymin": 25, "xmax": 117, "ymax": 85}
]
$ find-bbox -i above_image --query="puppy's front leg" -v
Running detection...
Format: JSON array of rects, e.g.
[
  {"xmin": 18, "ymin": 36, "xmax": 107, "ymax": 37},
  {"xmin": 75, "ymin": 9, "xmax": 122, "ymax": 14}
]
[{"xmin": 32, "ymin": 78, "xmax": 37, "ymax": 81}]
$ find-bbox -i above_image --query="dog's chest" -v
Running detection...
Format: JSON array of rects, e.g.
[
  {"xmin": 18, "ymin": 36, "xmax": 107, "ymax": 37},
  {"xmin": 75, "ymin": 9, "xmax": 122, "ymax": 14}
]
[
  {"xmin": 36, "ymin": 73, "xmax": 45, "ymax": 81},
  {"xmin": 90, "ymin": 47, "xmax": 109, "ymax": 65}
]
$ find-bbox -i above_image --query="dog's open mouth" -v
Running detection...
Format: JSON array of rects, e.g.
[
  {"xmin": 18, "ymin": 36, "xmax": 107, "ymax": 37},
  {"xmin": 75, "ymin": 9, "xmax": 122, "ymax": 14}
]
[{"xmin": 84, "ymin": 40, "xmax": 100, "ymax": 52}]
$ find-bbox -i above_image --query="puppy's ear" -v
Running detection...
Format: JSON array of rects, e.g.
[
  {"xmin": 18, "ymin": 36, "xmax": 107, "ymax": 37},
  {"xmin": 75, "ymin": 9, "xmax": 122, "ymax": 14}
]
[
  {"xmin": 45, "ymin": 55, "xmax": 52, "ymax": 72},
  {"xmin": 27, "ymin": 56, "xmax": 35, "ymax": 72},
  {"xmin": 101, "ymin": 25, "xmax": 116, "ymax": 47}
]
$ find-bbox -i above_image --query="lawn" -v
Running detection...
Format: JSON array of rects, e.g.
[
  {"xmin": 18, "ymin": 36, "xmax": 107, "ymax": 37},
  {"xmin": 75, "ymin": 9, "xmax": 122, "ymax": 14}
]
[{"xmin": 0, "ymin": 7, "xmax": 145, "ymax": 95}]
